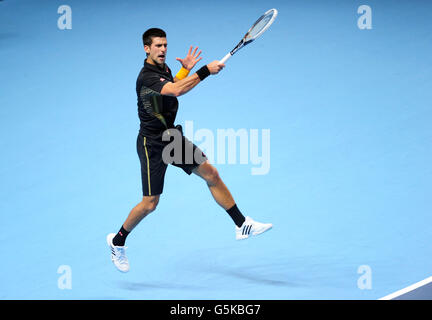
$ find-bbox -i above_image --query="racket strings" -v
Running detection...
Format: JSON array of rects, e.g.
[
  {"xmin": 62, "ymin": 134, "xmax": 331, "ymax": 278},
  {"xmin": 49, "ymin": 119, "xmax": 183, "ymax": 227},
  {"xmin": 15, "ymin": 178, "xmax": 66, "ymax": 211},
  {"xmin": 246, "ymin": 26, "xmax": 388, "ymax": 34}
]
[{"xmin": 245, "ymin": 11, "xmax": 275, "ymax": 41}]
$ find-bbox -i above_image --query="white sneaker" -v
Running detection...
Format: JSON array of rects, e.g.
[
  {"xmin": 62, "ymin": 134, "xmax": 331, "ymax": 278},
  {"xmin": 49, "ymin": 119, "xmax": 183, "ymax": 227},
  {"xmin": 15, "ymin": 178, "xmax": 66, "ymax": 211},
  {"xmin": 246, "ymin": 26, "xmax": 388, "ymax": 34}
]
[
  {"xmin": 235, "ymin": 216, "xmax": 273, "ymax": 240},
  {"xmin": 106, "ymin": 233, "xmax": 130, "ymax": 273}
]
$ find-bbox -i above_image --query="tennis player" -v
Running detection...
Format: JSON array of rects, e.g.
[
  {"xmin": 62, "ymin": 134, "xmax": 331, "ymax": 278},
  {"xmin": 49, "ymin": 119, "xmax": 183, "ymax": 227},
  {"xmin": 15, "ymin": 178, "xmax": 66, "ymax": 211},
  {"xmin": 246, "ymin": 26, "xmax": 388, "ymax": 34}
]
[{"xmin": 107, "ymin": 28, "xmax": 272, "ymax": 273}]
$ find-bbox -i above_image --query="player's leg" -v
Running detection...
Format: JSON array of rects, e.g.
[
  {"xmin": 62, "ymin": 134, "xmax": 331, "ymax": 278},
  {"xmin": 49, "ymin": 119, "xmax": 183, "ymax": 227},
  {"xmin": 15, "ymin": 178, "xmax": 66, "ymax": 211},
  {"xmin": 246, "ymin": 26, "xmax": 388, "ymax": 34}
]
[
  {"xmin": 122, "ymin": 195, "xmax": 160, "ymax": 233},
  {"xmin": 114, "ymin": 134, "xmax": 166, "ymax": 243},
  {"xmin": 192, "ymin": 161, "xmax": 272, "ymax": 240},
  {"xmin": 171, "ymin": 132, "xmax": 273, "ymax": 240},
  {"xmin": 107, "ymin": 134, "xmax": 167, "ymax": 272},
  {"xmin": 192, "ymin": 160, "xmax": 236, "ymax": 211},
  {"xmin": 106, "ymin": 195, "xmax": 160, "ymax": 273}
]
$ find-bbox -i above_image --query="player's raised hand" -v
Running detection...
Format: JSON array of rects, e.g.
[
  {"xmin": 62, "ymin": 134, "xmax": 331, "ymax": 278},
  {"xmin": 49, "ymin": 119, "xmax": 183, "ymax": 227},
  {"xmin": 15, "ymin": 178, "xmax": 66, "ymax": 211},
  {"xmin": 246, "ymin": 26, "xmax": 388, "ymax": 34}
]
[{"xmin": 176, "ymin": 46, "xmax": 202, "ymax": 70}]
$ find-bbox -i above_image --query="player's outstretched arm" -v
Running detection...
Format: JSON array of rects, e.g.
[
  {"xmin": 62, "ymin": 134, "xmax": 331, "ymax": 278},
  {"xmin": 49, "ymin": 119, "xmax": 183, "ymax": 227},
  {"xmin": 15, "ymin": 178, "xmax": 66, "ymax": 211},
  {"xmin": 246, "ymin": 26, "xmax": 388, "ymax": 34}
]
[{"xmin": 162, "ymin": 61, "xmax": 225, "ymax": 97}]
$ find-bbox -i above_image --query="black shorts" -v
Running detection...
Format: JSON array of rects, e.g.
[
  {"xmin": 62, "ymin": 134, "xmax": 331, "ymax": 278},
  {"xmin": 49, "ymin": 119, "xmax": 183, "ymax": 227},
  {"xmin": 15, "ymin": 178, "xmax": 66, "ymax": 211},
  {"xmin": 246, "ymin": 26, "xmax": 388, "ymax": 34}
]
[{"xmin": 136, "ymin": 127, "xmax": 207, "ymax": 196}]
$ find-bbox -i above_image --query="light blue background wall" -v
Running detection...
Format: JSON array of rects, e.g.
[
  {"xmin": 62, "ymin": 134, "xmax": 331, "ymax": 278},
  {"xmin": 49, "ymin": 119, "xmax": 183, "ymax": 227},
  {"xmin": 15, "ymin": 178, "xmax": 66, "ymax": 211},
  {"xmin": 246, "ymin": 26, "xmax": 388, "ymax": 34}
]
[{"xmin": 0, "ymin": 0, "xmax": 431, "ymax": 299}]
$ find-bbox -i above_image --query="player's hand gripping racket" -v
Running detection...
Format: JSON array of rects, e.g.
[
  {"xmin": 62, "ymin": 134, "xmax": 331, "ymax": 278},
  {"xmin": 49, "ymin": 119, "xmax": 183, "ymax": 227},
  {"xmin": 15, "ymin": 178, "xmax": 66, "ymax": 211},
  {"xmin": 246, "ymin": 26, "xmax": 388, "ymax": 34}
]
[{"xmin": 219, "ymin": 8, "xmax": 278, "ymax": 64}]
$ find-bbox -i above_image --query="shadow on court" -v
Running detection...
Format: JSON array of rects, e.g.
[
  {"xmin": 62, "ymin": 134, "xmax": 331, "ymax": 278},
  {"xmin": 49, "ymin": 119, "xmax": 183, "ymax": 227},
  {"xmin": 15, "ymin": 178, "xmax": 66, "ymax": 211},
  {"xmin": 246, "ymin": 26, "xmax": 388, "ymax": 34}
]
[
  {"xmin": 116, "ymin": 262, "xmax": 304, "ymax": 293},
  {"xmin": 116, "ymin": 281, "xmax": 206, "ymax": 291},
  {"xmin": 207, "ymin": 264, "xmax": 302, "ymax": 288}
]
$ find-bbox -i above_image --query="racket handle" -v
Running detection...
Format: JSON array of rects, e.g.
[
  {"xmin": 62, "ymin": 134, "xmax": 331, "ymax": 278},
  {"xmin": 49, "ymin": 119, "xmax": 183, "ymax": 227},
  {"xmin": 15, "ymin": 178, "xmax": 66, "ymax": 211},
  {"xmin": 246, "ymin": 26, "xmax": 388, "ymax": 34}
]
[{"xmin": 219, "ymin": 53, "xmax": 232, "ymax": 64}]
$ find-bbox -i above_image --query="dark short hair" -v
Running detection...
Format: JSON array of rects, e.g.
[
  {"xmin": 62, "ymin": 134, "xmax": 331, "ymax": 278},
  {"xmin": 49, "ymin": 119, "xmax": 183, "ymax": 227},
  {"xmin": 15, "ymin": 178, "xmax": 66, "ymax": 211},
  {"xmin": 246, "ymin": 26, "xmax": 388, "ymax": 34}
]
[{"xmin": 142, "ymin": 28, "xmax": 166, "ymax": 47}]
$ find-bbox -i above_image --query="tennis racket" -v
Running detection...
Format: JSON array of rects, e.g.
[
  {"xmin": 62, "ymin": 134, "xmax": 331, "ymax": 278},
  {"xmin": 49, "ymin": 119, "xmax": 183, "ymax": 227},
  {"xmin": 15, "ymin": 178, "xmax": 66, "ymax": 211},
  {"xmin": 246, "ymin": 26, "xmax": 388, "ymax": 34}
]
[{"xmin": 220, "ymin": 8, "xmax": 278, "ymax": 64}]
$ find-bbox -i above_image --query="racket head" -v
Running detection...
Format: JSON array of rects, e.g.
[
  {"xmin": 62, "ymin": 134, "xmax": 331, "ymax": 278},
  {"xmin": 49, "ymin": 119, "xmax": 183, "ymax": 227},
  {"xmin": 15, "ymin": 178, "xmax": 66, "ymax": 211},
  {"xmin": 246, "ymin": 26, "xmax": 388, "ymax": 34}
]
[{"xmin": 243, "ymin": 8, "xmax": 278, "ymax": 43}]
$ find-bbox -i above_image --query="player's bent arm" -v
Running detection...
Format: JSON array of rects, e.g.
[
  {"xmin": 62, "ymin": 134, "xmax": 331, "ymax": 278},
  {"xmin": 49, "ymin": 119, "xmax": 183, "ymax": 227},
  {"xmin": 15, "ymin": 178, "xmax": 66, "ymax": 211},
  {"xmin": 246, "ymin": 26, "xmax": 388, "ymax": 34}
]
[
  {"xmin": 162, "ymin": 61, "xmax": 225, "ymax": 97},
  {"xmin": 161, "ymin": 73, "xmax": 201, "ymax": 97}
]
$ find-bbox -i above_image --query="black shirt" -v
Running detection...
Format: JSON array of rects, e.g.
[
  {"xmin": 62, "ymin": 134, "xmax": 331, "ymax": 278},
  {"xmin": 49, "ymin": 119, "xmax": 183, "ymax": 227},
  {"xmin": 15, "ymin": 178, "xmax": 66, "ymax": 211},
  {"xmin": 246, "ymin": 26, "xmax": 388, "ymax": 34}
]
[{"xmin": 136, "ymin": 60, "xmax": 179, "ymax": 138}]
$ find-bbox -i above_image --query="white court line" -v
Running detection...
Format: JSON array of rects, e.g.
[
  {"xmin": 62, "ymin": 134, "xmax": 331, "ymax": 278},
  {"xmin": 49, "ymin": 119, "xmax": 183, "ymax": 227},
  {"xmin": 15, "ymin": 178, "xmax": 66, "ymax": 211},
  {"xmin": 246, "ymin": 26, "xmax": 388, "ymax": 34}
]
[{"xmin": 379, "ymin": 276, "xmax": 432, "ymax": 300}]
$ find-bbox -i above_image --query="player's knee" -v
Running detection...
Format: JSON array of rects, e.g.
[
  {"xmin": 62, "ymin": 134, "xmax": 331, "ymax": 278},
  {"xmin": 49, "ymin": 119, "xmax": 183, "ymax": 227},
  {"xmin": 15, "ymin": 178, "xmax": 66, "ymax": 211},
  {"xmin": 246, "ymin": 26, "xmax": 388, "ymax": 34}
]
[
  {"xmin": 141, "ymin": 196, "xmax": 159, "ymax": 213},
  {"xmin": 148, "ymin": 197, "xmax": 159, "ymax": 212},
  {"xmin": 147, "ymin": 201, "xmax": 158, "ymax": 212},
  {"xmin": 206, "ymin": 167, "xmax": 221, "ymax": 186}
]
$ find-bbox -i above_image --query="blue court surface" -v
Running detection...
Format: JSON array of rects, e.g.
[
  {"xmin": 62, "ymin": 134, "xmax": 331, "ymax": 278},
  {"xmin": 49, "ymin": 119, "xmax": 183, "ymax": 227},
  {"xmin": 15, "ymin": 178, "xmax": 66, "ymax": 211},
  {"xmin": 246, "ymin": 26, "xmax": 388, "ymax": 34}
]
[{"xmin": 1, "ymin": 0, "xmax": 431, "ymax": 300}]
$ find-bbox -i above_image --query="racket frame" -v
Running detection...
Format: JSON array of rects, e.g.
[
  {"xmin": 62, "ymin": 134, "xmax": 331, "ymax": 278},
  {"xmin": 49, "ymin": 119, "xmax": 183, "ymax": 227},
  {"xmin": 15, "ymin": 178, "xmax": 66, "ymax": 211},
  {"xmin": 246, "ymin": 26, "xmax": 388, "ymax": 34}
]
[{"xmin": 220, "ymin": 8, "xmax": 278, "ymax": 64}]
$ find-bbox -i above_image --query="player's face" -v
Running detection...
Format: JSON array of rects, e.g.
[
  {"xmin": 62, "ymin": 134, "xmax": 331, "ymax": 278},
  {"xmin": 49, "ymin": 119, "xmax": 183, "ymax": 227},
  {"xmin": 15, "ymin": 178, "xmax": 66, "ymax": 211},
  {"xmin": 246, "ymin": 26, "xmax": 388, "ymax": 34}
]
[{"xmin": 145, "ymin": 37, "xmax": 167, "ymax": 66}]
